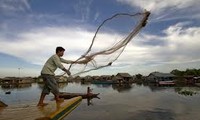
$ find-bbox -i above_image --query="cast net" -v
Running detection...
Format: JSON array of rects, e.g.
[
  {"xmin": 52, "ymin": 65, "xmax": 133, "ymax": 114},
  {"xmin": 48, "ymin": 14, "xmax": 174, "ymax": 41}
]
[{"xmin": 66, "ymin": 11, "xmax": 150, "ymax": 76}]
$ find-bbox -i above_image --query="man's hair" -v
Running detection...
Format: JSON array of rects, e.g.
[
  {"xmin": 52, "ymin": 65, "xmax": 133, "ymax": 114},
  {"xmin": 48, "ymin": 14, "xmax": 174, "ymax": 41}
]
[{"xmin": 56, "ymin": 46, "xmax": 65, "ymax": 53}]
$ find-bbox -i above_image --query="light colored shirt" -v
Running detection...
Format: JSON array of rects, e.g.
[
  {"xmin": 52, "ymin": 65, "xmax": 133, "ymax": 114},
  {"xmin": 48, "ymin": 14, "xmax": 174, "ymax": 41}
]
[{"xmin": 41, "ymin": 54, "xmax": 72, "ymax": 75}]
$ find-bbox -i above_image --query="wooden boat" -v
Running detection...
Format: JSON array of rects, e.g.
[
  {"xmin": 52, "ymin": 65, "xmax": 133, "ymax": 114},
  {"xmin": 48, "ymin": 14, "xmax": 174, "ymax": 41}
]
[
  {"xmin": 59, "ymin": 92, "xmax": 99, "ymax": 99},
  {"xmin": 0, "ymin": 96, "xmax": 82, "ymax": 120},
  {"xmin": 59, "ymin": 87, "xmax": 100, "ymax": 99},
  {"xmin": 158, "ymin": 81, "xmax": 175, "ymax": 86}
]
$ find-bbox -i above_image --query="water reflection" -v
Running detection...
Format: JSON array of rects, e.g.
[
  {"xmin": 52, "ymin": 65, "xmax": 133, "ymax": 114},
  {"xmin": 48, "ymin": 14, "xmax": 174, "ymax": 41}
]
[
  {"xmin": 86, "ymin": 97, "xmax": 101, "ymax": 106},
  {"xmin": 148, "ymin": 85, "xmax": 172, "ymax": 92},
  {"xmin": 131, "ymin": 108, "xmax": 175, "ymax": 120},
  {"xmin": 90, "ymin": 83, "xmax": 134, "ymax": 92},
  {"xmin": 0, "ymin": 84, "xmax": 32, "ymax": 95},
  {"xmin": 112, "ymin": 84, "xmax": 132, "ymax": 92},
  {"xmin": 92, "ymin": 84, "xmax": 112, "ymax": 88},
  {"xmin": 1, "ymin": 84, "xmax": 31, "ymax": 89},
  {"xmin": 149, "ymin": 85, "xmax": 200, "ymax": 96},
  {"xmin": 37, "ymin": 83, "xmax": 68, "ymax": 90},
  {"xmin": 86, "ymin": 82, "xmax": 200, "ymax": 96}
]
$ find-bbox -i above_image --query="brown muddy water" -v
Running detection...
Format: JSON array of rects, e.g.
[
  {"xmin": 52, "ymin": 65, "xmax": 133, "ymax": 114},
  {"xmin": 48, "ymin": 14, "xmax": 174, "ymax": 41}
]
[{"xmin": 0, "ymin": 83, "xmax": 200, "ymax": 120}]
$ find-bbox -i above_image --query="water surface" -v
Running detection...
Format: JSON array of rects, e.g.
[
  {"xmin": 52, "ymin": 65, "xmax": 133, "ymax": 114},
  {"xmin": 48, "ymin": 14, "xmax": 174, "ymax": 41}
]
[{"xmin": 0, "ymin": 83, "xmax": 200, "ymax": 120}]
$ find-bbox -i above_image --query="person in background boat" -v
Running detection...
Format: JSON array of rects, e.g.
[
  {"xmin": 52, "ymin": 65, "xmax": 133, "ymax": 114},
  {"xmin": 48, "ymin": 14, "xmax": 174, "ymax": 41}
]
[{"xmin": 37, "ymin": 46, "xmax": 87, "ymax": 106}]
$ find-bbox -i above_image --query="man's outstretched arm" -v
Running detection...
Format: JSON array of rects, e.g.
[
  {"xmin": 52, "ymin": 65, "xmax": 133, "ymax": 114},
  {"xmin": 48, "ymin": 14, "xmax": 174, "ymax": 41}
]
[
  {"xmin": 62, "ymin": 68, "xmax": 71, "ymax": 76},
  {"xmin": 60, "ymin": 58, "xmax": 89, "ymax": 64}
]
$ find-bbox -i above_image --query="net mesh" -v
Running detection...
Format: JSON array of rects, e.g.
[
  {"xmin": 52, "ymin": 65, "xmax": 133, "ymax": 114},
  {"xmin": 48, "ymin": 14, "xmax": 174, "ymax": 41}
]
[{"xmin": 65, "ymin": 11, "xmax": 150, "ymax": 76}]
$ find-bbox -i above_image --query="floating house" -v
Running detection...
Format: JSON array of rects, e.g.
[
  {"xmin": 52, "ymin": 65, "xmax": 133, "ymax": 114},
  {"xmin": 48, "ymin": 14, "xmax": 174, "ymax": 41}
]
[
  {"xmin": 97, "ymin": 75, "xmax": 113, "ymax": 82},
  {"xmin": 116, "ymin": 73, "xmax": 133, "ymax": 83},
  {"xmin": 1, "ymin": 77, "xmax": 33, "ymax": 85},
  {"xmin": 91, "ymin": 75, "xmax": 114, "ymax": 84},
  {"xmin": 147, "ymin": 72, "xmax": 176, "ymax": 85}
]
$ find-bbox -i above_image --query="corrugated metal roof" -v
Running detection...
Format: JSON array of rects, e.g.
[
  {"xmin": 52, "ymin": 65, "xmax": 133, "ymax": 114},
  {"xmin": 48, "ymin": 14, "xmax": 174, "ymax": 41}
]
[
  {"xmin": 117, "ymin": 73, "xmax": 132, "ymax": 77},
  {"xmin": 149, "ymin": 72, "xmax": 175, "ymax": 77}
]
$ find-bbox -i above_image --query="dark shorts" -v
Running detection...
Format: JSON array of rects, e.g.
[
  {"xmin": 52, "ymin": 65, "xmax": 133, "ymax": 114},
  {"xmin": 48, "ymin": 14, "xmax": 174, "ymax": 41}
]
[{"xmin": 41, "ymin": 74, "xmax": 59, "ymax": 95}]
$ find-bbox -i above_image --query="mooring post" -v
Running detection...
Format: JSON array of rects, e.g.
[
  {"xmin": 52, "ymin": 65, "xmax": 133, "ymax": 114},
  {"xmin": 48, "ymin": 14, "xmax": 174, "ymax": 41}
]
[{"xmin": 87, "ymin": 87, "xmax": 90, "ymax": 94}]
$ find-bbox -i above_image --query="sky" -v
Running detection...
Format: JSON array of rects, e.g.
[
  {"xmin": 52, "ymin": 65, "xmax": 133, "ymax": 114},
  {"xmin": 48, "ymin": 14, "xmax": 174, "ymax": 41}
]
[{"xmin": 0, "ymin": 0, "xmax": 200, "ymax": 77}]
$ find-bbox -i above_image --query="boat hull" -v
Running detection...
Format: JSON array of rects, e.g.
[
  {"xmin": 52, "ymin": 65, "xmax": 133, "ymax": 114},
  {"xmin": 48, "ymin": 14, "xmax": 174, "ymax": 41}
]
[{"xmin": 0, "ymin": 96, "xmax": 82, "ymax": 120}]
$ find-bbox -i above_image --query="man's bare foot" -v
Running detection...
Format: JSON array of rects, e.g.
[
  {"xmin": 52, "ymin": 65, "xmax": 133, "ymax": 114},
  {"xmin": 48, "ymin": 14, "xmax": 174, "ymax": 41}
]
[{"xmin": 37, "ymin": 103, "xmax": 48, "ymax": 106}]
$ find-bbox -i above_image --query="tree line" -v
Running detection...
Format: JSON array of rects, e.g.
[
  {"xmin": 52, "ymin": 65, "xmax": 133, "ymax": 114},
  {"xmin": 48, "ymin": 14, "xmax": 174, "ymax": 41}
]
[{"xmin": 170, "ymin": 68, "xmax": 200, "ymax": 76}]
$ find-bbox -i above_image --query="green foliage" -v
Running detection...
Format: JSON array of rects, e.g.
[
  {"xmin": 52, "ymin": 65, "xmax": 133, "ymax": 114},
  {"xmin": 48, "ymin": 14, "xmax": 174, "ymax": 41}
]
[
  {"xmin": 135, "ymin": 74, "xmax": 142, "ymax": 79},
  {"xmin": 175, "ymin": 87, "xmax": 198, "ymax": 96},
  {"xmin": 178, "ymin": 90, "xmax": 197, "ymax": 96},
  {"xmin": 170, "ymin": 68, "xmax": 200, "ymax": 76}
]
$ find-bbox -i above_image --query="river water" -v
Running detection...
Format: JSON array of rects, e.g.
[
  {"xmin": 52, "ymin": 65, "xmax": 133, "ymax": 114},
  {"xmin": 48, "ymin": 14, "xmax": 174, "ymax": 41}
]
[{"xmin": 0, "ymin": 83, "xmax": 200, "ymax": 120}]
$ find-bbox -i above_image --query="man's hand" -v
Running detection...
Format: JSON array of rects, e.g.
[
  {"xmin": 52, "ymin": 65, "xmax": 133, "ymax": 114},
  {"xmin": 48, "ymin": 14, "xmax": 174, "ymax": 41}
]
[
  {"xmin": 77, "ymin": 56, "xmax": 93, "ymax": 64},
  {"xmin": 77, "ymin": 59, "xmax": 88, "ymax": 64},
  {"xmin": 62, "ymin": 68, "xmax": 71, "ymax": 76},
  {"xmin": 66, "ymin": 70, "xmax": 71, "ymax": 76},
  {"xmin": 71, "ymin": 60, "xmax": 87, "ymax": 64}
]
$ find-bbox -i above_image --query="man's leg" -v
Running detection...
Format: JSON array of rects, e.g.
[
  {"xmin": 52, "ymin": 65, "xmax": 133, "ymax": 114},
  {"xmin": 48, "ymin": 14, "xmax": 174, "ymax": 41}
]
[
  {"xmin": 54, "ymin": 93, "xmax": 64, "ymax": 102},
  {"xmin": 37, "ymin": 93, "xmax": 48, "ymax": 106},
  {"xmin": 37, "ymin": 75, "xmax": 50, "ymax": 106},
  {"xmin": 47, "ymin": 75, "xmax": 64, "ymax": 102}
]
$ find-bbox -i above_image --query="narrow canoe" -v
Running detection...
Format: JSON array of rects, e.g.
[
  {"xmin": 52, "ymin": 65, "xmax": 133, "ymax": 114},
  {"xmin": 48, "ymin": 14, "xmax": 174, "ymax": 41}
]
[
  {"xmin": 59, "ymin": 92, "xmax": 99, "ymax": 99},
  {"xmin": 59, "ymin": 87, "xmax": 99, "ymax": 99},
  {"xmin": 0, "ymin": 96, "xmax": 82, "ymax": 120}
]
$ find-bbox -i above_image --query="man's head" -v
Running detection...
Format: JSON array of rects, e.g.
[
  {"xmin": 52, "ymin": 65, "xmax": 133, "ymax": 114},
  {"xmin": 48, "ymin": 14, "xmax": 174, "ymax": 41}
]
[{"xmin": 56, "ymin": 46, "xmax": 65, "ymax": 57}]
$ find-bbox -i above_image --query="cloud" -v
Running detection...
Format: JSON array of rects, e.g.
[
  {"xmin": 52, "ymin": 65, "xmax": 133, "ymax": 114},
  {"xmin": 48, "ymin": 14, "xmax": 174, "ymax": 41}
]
[
  {"xmin": 117, "ymin": 0, "xmax": 197, "ymax": 13},
  {"xmin": 117, "ymin": 0, "xmax": 200, "ymax": 22},
  {"xmin": 94, "ymin": 12, "xmax": 100, "ymax": 21},
  {"xmin": 73, "ymin": 0, "xmax": 93, "ymax": 22},
  {"xmin": 0, "ymin": 0, "xmax": 31, "ymax": 14},
  {"xmin": 0, "ymin": 26, "xmax": 94, "ymax": 64},
  {"xmin": 0, "ymin": 25, "xmax": 126, "ymax": 65},
  {"xmin": 162, "ymin": 22, "xmax": 200, "ymax": 62},
  {"xmin": 121, "ymin": 22, "xmax": 200, "ymax": 66}
]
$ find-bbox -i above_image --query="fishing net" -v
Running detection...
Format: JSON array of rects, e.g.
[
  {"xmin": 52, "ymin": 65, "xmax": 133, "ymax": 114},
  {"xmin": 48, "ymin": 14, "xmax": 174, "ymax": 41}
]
[{"xmin": 66, "ymin": 11, "xmax": 150, "ymax": 76}]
